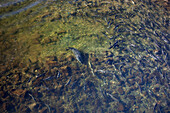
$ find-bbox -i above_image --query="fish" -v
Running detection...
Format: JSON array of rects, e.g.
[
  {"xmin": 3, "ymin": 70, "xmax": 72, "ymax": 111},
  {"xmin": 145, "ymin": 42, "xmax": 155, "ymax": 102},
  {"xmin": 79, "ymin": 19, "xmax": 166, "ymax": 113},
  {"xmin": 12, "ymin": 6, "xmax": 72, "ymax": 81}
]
[{"xmin": 68, "ymin": 47, "xmax": 84, "ymax": 64}]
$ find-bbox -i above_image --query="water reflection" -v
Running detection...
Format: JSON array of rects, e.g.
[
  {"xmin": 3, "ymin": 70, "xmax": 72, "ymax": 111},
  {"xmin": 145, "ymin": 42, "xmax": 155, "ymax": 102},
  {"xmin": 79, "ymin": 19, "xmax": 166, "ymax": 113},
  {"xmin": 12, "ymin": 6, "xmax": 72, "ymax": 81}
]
[
  {"xmin": 0, "ymin": 0, "xmax": 25, "ymax": 8},
  {"xmin": 0, "ymin": 0, "xmax": 44, "ymax": 19}
]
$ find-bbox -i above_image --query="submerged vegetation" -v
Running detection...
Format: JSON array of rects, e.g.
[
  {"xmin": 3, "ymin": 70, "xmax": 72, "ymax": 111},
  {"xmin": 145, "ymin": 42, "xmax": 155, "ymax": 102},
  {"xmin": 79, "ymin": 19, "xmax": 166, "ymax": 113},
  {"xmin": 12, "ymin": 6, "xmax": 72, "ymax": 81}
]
[{"xmin": 0, "ymin": 0, "xmax": 169, "ymax": 112}]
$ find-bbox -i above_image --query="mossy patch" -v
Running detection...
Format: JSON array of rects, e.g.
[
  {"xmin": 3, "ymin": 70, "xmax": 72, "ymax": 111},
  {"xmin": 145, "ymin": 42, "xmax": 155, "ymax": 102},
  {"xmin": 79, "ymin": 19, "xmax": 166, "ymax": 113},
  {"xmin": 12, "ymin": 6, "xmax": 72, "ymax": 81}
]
[{"xmin": 0, "ymin": 0, "xmax": 109, "ymax": 64}]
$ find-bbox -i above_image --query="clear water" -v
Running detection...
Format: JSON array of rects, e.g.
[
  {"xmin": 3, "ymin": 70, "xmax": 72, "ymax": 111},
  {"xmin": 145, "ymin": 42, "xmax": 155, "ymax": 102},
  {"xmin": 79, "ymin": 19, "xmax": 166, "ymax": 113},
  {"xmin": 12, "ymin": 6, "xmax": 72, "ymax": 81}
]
[
  {"xmin": 0, "ymin": 0, "xmax": 25, "ymax": 7},
  {"xmin": 0, "ymin": 0, "xmax": 169, "ymax": 112},
  {"xmin": 0, "ymin": 0, "xmax": 42, "ymax": 19}
]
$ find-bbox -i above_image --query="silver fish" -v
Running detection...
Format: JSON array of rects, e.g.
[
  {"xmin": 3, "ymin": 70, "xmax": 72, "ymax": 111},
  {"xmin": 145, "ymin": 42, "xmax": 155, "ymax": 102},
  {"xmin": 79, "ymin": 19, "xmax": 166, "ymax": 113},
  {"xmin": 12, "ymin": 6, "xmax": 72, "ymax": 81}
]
[{"xmin": 68, "ymin": 47, "xmax": 84, "ymax": 64}]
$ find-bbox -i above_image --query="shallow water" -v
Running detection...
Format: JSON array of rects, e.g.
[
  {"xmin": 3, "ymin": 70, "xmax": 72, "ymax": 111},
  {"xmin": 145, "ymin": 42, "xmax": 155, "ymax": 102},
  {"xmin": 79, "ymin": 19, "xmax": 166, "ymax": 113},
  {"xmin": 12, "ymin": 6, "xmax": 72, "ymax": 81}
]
[
  {"xmin": 0, "ymin": 0, "xmax": 46, "ymax": 19},
  {"xmin": 0, "ymin": 0, "xmax": 25, "ymax": 7},
  {"xmin": 0, "ymin": 0, "xmax": 169, "ymax": 112}
]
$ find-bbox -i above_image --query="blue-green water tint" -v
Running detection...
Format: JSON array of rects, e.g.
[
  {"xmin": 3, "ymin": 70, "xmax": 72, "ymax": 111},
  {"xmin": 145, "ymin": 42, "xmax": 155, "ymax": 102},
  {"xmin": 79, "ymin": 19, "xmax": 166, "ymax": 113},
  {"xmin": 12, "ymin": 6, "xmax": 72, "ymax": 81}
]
[
  {"xmin": 0, "ymin": 0, "xmax": 169, "ymax": 112},
  {"xmin": 0, "ymin": 0, "xmax": 25, "ymax": 7},
  {"xmin": 0, "ymin": 0, "xmax": 45, "ymax": 19}
]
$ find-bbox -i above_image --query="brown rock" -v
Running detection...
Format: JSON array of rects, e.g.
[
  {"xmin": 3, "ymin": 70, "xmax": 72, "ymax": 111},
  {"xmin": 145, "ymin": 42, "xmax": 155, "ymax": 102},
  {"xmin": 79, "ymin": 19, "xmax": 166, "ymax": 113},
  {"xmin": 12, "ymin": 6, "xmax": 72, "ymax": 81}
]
[
  {"xmin": 57, "ymin": 30, "xmax": 66, "ymax": 35},
  {"xmin": 117, "ymin": 103, "xmax": 124, "ymax": 111},
  {"xmin": 96, "ymin": 107, "xmax": 103, "ymax": 113},
  {"xmin": 153, "ymin": 87, "xmax": 160, "ymax": 93},
  {"xmin": 46, "ymin": 60, "xmax": 58, "ymax": 66},
  {"xmin": 0, "ymin": 30, "xmax": 4, "ymax": 35},
  {"xmin": 12, "ymin": 89, "xmax": 26, "ymax": 96},
  {"xmin": 117, "ymin": 87, "xmax": 124, "ymax": 95},
  {"xmin": 60, "ymin": 65, "xmax": 68, "ymax": 70},
  {"xmin": 13, "ymin": 74, "xmax": 20, "ymax": 84},
  {"xmin": 56, "ymin": 14, "xmax": 61, "ymax": 19},
  {"xmin": 0, "ymin": 65, "xmax": 7, "ymax": 74},
  {"xmin": 41, "ymin": 37, "xmax": 51, "ymax": 44},
  {"xmin": 29, "ymin": 56, "xmax": 38, "ymax": 64},
  {"xmin": 127, "ymin": 95, "xmax": 136, "ymax": 100},
  {"xmin": 28, "ymin": 102, "xmax": 37, "ymax": 110},
  {"xmin": 128, "ymin": 78, "xmax": 135, "ymax": 85},
  {"xmin": 2, "ymin": 102, "xmax": 15, "ymax": 112},
  {"xmin": 138, "ymin": 78, "xmax": 143, "ymax": 84},
  {"xmin": 126, "ymin": 74, "xmax": 134, "ymax": 79},
  {"xmin": 19, "ymin": 104, "xmax": 31, "ymax": 112},
  {"xmin": 105, "ymin": 51, "xmax": 113, "ymax": 57},
  {"xmin": 67, "ymin": 56, "xmax": 74, "ymax": 62},
  {"xmin": 46, "ymin": 56, "xmax": 57, "ymax": 61},
  {"xmin": 91, "ymin": 57, "xmax": 98, "ymax": 62},
  {"xmin": 51, "ymin": 67, "xmax": 58, "ymax": 74},
  {"xmin": 0, "ymin": 91, "xmax": 5, "ymax": 98},
  {"xmin": 51, "ymin": 36, "xmax": 59, "ymax": 42},
  {"xmin": 39, "ymin": 107, "xmax": 48, "ymax": 113}
]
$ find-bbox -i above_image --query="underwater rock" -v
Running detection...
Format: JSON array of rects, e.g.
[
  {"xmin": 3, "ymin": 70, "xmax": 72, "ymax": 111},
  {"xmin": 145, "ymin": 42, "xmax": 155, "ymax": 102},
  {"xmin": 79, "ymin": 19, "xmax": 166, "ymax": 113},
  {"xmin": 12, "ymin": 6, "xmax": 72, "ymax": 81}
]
[
  {"xmin": 12, "ymin": 89, "xmax": 26, "ymax": 96},
  {"xmin": 117, "ymin": 87, "xmax": 124, "ymax": 95},
  {"xmin": 57, "ymin": 30, "xmax": 66, "ymax": 35},
  {"xmin": 127, "ymin": 95, "xmax": 136, "ymax": 100},
  {"xmin": 40, "ymin": 37, "xmax": 51, "ymax": 44},
  {"xmin": 13, "ymin": 74, "xmax": 21, "ymax": 84},
  {"xmin": 0, "ymin": 65, "xmax": 7, "ymax": 74},
  {"xmin": 38, "ymin": 107, "xmax": 48, "ymax": 113},
  {"xmin": 28, "ymin": 56, "xmax": 38, "ymax": 64},
  {"xmin": 46, "ymin": 60, "xmax": 58, "ymax": 67},
  {"xmin": 28, "ymin": 102, "xmax": 37, "ymax": 111},
  {"xmin": 2, "ymin": 102, "xmax": 16, "ymax": 112},
  {"xmin": 117, "ymin": 103, "xmax": 124, "ymax": 112},
  {"xmin": 45, "ymin": 56, "xmax": 57, "ymax": 61},
  {"xmin": 19, "ymin": 104, "xmax": 31, "ymax": 113}
]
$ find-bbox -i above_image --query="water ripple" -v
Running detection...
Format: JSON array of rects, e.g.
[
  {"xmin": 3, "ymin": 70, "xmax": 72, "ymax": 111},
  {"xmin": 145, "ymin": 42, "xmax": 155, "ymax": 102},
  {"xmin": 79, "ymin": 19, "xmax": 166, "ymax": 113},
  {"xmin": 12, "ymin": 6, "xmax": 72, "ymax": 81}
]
[
  {"xmin": 0, "ymin": 0, "xmax": 25, "ymax": 8},
  {"xmin": 0, "ymin": 0, "xmax": 44, "ymax": 19}
]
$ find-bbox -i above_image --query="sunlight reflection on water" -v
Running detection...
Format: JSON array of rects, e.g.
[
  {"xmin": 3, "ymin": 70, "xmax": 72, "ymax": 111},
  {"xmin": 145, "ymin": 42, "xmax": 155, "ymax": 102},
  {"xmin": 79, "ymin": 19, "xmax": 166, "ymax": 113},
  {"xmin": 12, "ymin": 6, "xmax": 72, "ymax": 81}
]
[
  {"xmin": 0, "ymin": 0, "xmax": 25, "ymax": 7},
  {"xmin": 0, "ymin": 0, "xmax": 45, "ymax": 19}
]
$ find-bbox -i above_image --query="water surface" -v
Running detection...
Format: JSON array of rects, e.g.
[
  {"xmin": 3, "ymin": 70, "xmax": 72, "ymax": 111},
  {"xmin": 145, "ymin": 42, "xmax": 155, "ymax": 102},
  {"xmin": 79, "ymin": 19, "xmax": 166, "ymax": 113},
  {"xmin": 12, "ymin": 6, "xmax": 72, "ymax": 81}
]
[{"xmin": 0, "ymin": 0, "xmax": 169, "ymax": 112}]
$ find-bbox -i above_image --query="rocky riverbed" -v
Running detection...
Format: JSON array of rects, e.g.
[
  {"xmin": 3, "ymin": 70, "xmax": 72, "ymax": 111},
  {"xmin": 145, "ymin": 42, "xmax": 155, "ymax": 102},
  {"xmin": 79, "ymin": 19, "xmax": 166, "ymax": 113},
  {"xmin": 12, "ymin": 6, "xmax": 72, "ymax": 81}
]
[{"xmin": 0, "ymin": 0, "xmax": 169, "ymax": 112}]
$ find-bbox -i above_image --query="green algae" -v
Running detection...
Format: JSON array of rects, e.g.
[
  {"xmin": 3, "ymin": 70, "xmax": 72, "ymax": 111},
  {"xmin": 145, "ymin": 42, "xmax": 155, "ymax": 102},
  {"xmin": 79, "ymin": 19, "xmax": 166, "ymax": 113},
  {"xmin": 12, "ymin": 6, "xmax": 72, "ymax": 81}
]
[
  {"xmin": 40, "ymin": 17, "xmax": 107, "ymax": 57},
  {"xmin": 0, "ymin": 0, "xmax": 109, "ymax": 65},
  {"xmin": 0, "ymin": 0, "xmax": 169, "ymax": 113}
]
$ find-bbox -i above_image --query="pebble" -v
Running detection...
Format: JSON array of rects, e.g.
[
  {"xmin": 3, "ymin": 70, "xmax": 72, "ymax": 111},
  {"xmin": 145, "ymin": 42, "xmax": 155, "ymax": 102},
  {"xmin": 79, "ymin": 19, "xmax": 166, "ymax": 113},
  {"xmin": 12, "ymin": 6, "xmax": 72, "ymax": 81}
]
[
  {"xmin": 12, "ymin": 89, "xmax": 26, "ymax": 96},
  {"xmin": 117, "ymin": 87, "xmax": 125, "ymax": 95},
  {"xmin": 117, "ymin": 103, "xmax": 124, "ymax": 111}
]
